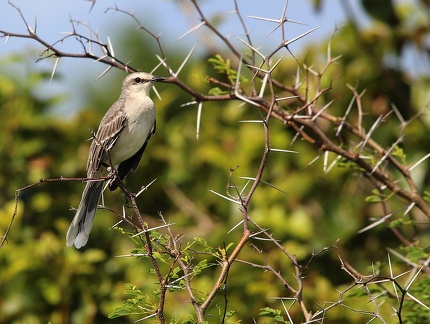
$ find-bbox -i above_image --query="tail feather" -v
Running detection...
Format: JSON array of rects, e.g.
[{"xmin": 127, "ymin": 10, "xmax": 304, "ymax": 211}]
[{"xmin": 66, "ymin": 181, "xmax": 104, "ymax": 248}]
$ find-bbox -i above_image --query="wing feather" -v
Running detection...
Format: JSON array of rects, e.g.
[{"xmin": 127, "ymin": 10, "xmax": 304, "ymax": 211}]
[{"xmin": 87, "ymin": 98, "xmax": 127, "ymax": 176}]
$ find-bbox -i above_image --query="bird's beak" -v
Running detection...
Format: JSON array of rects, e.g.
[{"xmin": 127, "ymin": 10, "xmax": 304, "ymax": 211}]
[{"xmin": 151, "ymin": 76, "xmax": 166, "ymax": 82}]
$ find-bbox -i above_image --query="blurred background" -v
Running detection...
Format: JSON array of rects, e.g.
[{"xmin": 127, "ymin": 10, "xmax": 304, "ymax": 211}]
[{"xmin": 1, "ymin": 0, "xmax": 430, "ymax": 323}]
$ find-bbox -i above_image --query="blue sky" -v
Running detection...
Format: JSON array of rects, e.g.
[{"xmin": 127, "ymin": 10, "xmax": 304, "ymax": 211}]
[
  {"xmin": 1, "ymin": 1, "xmax": 348, "ymax": 46},
  {"xmin": 0, "ymin": 0, "xmax": 363, "ymax": 114}
]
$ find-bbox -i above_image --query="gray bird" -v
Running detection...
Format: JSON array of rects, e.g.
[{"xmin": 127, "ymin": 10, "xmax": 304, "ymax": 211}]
[{"xmin": 66, "ymin": 72, "xmax": 164, "ymax": 248}]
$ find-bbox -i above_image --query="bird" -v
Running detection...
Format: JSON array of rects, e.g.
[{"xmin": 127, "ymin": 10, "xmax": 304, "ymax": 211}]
[{"xmin": 66, "ymin": 72, "xmax": 165, "ymax": 249}]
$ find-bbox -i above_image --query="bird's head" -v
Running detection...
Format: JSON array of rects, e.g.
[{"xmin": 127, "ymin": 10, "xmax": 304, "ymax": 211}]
[{"xmin": 122, "ymin": 72, "xmax": 165, "ymax": 96}]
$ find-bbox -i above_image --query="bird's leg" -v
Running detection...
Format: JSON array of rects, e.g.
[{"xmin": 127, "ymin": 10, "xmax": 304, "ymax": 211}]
[
  {"xmin": 102, "ymin": 163, "xmax": 117, "ymax": 186},
  {"xmin": 105, "ymin": 165, "xmax": 135, "ymax": 207},
  {"xmin": 124, "ymin": 193, "xmax": 134, "ymax": 208}
]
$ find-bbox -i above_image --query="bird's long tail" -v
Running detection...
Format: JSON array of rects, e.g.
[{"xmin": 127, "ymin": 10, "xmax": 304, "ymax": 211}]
[{"xmin": 66, "ymin": 181, "xmax": 104, "ymax": 248}]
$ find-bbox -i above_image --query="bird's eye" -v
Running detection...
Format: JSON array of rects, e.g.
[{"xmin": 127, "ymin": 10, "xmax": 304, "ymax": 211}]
[{"xmin": 134, "ymin": 77, "xmax": 143, "ymax": 83}]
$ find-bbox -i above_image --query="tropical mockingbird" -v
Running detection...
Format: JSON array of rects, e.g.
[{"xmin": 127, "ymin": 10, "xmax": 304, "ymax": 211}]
[{"xmin": 66, "ymin": 72, "xmax": 164, "ymax": 248}]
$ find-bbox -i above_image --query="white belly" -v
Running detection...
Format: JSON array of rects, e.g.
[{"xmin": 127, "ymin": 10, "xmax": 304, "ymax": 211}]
[{"xmin": 108, "ymin": 99, "xmax": 155, "ymax": 166}]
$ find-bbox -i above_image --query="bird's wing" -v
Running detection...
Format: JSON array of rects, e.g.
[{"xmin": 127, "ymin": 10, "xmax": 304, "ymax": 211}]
[
  {"xmin": 87, "ymin": 98, "xmax": 127, "ymax": 176},
  {"xmin": 131, "ymin": 119, "xmax": 156, "ymax": 172},
  {"xmin": 108, "ymin": 120, "xmax": 156, "ymax": 191}
]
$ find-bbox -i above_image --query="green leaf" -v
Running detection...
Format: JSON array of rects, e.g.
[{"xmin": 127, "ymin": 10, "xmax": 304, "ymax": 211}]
[
  {"xmin": 208, "ymin": 87, "xmax": 226, "ymax": 96},
  {"xmin": 365, "ymin": 189, "xmax": 394, "ymax": 202},
  {"xmin": 108, "ymin": 284, "xmax": 154, "ymax": 319},
  {"xmin": 365, "ymin": 194, "xmax": 383, "ymax": 203},
  {"xmin": 259, "ymin": 306, "xmax": 285, "ymax": 322},
  {"xmin": 424, "ymin": 191, "xmax": 430, "ymax": 203},
  {"xmin": 402, "ymin": 246, "xmax": 430, "ymax": 262},
  {"xmin": 207, "ymin": 54, "xmax": 248, "ymax": 86},
  {"xmin": 389, "ymin": 218, "xmax": 415, "ymax": 228},
  {"xmin": 392, "ymin": 145, "xmax": 407, "ymax": 163}
]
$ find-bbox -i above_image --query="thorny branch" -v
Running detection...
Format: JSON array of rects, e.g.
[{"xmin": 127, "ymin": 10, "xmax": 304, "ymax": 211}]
[{"xmin": 2, "ymin": 173, "xmax": 168, "ymax": 323}]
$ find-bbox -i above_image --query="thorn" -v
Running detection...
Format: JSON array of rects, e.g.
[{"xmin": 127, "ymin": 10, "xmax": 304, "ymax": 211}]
[
  {"xmin": 50, "ymin": 57, "xmax": 60, "ymax": 83},
  {"xmin": 371, "ymin": 136, "xmax": 403, "ymax": 174},
  {"xmin": 155, "ymin": 54, "xmax": 174, "ymax": 75},
  {"xmin": 196, "ymin": 102, "xmax": 202, "ymax": 140},
  {"xmin": 409, "ymin": 152, "xmax": 430, "ymax": 172},
  {"xmin": 132, "ymin": 223, "xmax": 176, "ymax": 238},
  {"xmin": 323, "ymin": 150, "xmax": 329, "ymax": 172},
  {"xmin": 259, "ymin": 73, "xmax": 268, "ymax": 97},
  {"xmin": 312, "ymin": 100, "xmax": 334, "ymax": 122},
  {"xmin": 107, "ymin": 36, "xmax": 114, "ymax": 56},
  {"xmin": 227, "ymin": 219, "xmax": 244, "ymax": 234},
  {"xmin": 94, "ymin": 54, "xmax": 108, "ymax": 62},
  {"xmin": 150, "ymin": 57, "xmax": 166, "ymax": 75},
  {"xmin": 247, "ymin": 15, "xmax": 280, "ymax": 23},
  {"xmin": 109, "ymin": 218, "xmax": 124, "ymax": 230},
  {"xmin": 284, "ymin": 27, "xmax": 319, "ymax": 46},
  {"xmin": 307, "ymin": 154, "xmax": 322, "ymax": 167},
  {"xmin": 269, "ymin": 148, "xmax": 298, "ymax": 154},
  {"xmin": 358, "ymin": 212, "xmax": 394, "ymax": 234},
  {"xmin": 275, "ymin": 95, "xmax": 299, "ymax": 102},
  {"xmin": 176, "ymin": 43, "xmax": 197, "ymax": 76},
  {"xmin": 180, "ymin": 101, "xmax": 198, "ymax": 107},
  {"xmin": 360, "ymin": 115, "xmax": 384, "ymax": 151},
  {"xmin": 391, "ymin": 103, "xmax": 406, "ymax": 126},
  {"xmin": 209, "ymin": 189, "xmax": 241, "ymax": 205},
  {"xmin": 96, "ymin": 65, "xmax": 112, "ymax": 80},
  {"xmin": 324, "ymin": 155, "xmax": 342, "ymax": 174},
  {"xmin": 235, "ymin": 36, "xmax": 265, "ymax": 60},
  {"xmin": 239, "ymin": 120, "xmax": 264, "ymax": 123},
  {"xmin": 239, "ymin": 176, "xmax": 288, "ymax": 194},
  {"xmin": 290, "ymin": 125, "xmax": 304, "ymax": 145},
  {"xmin": 177, "ymin": 21, "xmax": 205, "ymax": 41},
  {"xmin": 135, "ymin": 178, "xmax": 157, "ymax": 197}
]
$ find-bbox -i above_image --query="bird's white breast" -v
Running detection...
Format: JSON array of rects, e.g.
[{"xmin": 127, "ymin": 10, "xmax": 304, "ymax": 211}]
[{"xmin": 108, "ymin": 96, "xmax": 155, "ymax": 166}]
